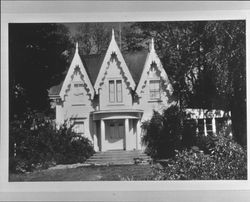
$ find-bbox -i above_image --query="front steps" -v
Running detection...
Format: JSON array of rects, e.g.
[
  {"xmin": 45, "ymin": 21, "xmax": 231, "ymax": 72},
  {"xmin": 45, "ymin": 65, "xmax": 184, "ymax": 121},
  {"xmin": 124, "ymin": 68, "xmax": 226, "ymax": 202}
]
[{"xmin": 84, "ymin": 150, "xmax": 152, "ymax": 166}]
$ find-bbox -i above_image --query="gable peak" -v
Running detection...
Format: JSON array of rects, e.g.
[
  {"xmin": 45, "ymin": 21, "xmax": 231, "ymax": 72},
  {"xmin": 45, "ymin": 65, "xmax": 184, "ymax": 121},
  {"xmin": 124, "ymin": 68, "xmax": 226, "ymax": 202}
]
[
  {"xmin": 150, "ymin": 38, "xmax": 155, "ymax": 52},
  {"xmin": 111, "ymin": 28, "xmax": 115, "ymax": 40},
  {"xmin": 75, "ymin": 42, "xmax": 79, "ymax": 53}
]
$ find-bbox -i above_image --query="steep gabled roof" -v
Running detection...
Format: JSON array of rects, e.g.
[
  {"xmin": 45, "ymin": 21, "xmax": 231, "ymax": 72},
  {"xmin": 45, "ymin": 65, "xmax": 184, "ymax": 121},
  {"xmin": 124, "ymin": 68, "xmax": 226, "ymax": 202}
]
[
  {"xmin": 80, "ymin": 53, "xmax": 106, "ymax": 85},
  {"xmin": 48, "ymin": 82, "xmax": 63, "ymax": 97},
  {"xmin": 48, "ymin": 49, "xmax": 148, "ymax": 98},
  {"xmin": 123, "ymin": 49, "xmax": 148, "ymax": 84},
  {"xmin": 136, "ymin": 38, "xmax": 173, "ymax": 95},
  {"xmin": 94, "ymin": 29, "xmax": 136, "ymax": 93},
  {"xmin": 48, "ymin": 31, "xmax": 154, "ymax": 98},
  {"xmin": 57, "ymin": 43, "xmax": 95, "ymax": 100}
]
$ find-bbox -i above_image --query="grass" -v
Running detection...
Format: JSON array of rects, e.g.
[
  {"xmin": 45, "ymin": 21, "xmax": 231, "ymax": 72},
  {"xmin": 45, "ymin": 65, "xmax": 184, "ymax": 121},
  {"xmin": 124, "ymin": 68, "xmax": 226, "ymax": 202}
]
[{"xmin": 9, "ymin": 164, "xmax": 154, "ymax": 181}]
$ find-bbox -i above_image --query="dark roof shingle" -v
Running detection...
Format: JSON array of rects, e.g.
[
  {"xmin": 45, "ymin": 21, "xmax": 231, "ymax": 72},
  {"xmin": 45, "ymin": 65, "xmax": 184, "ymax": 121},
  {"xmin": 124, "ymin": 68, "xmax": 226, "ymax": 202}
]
[
  {"xmin": 123, "ymin": 49, "xmax": 148, "ymax": 84},
  {"xmin": 80, "ymin": 53, "xmax": 106, "ymax": 85},
  {"xmin": 48, "ymin": 82, "xmax": 63, "ymax": 96}
]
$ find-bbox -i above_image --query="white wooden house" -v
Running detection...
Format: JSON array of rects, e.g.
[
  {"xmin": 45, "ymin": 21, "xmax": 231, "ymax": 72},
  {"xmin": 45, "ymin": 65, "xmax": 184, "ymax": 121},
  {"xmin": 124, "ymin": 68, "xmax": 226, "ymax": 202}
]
[
  {"xmin": 49, "ymin": 30, "xmax": 174, "ymax": 152},
  {"xmin": 48, "ymin": 30, "xmax": 231, "ymax": 152}
]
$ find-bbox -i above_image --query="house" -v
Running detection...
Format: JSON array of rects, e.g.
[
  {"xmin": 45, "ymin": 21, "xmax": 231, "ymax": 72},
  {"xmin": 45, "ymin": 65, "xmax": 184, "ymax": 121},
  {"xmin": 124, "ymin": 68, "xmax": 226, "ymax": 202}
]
[
  {"xmin": 184, "ymin": 109, "xmax": 232, "ymax": 137},
  {"xmin": 49, "ymin": 29, "xmax": 232, "ymax": 152},
  {"xmin": 49, "ymin": 29, "xmax": 174, "ymax": 152}
]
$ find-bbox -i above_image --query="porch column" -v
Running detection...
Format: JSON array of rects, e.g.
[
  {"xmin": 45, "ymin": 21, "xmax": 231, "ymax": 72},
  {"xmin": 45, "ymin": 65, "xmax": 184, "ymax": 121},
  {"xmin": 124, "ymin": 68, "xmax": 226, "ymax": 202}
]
[
  {"xmin": 204, "ymin": 118, "xmax": 208, "ymax": 136},
  {"xmin": 195, "ymin": 118, "xmax": 199, "ymax": 137},
  {"xmin": 136, "ymin": 119, "xmax": 142, "ymax": 150},
  {"xmin": 56, "ymin": 104, "xmax": 64, "ymax": 129},
  {"xmin": 212, "ymin": 117, "xmax": 216, "ymax": 135},
  {"xmin": 125, "ymin": 118, "xmax": 129, "ymax": 151},
  {"xmin": 93, "ymin": 121, "xmax": 98, "ymax": 151},
  {"xmin": 100, "ymin": 119, "xmax": 105, "ymax": 151}
]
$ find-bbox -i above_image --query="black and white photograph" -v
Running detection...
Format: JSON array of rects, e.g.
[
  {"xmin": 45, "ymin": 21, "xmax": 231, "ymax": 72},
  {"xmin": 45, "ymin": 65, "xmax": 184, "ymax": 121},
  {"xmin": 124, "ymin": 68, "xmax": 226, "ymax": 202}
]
[
  {"xmin": 8, "ymin": 20, "xmax": 247, "ymax": 182},
  {"xmin": 1, "ymin": 1, "xmax": 250, "ymax": 201}
]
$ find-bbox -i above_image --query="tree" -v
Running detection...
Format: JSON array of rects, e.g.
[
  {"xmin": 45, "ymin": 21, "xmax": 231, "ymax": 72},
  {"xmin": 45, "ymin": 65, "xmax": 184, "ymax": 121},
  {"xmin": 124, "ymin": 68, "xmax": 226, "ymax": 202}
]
[
  {"xmin": 9, "ymin": 23, "xmax": 73, "ymax": 119},
  {"xmin": 126, "ymin": 22, "xmax": 208, "ymax": 109},
  {"xmin": 73, "ymin": 23, "xmax": 110, "ymax": 55},
  {"xmin": 204, "ymin": 20, "xmax": 246, "ymax": 145},
  {"xmin": 74, "ymin": 22, "xmax": 135, "ymax": 55},
  {"xmin": 125, "ymin": 21, "xmax": 246, "ymax": 146},
  {"xmin": 142, "ymin": 105, "xmax": 182, "ymax": 159}
]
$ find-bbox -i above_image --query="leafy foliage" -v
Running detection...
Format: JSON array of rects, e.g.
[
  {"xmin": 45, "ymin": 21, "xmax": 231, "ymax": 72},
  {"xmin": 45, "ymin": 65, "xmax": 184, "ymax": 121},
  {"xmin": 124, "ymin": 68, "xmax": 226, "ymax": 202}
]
[
  {"xmin": 74, "ymin": 23, "xmax": 111, "ymax": 55},
  {"xmin": 9, "ymin": 111, "xmax": 94, "ymax": 173},
  {"xmin": 205, "ymin": 21, "xmax": 246, "ymax": 145},
  {"xmin": 9, "ymin": 23, "xmax": 73, "ymax": 119},
  {"xmin": 141, "ymin": 105, "xmax": 182, "ymax": 159},
  {"xmin": 127, "ymin": 21, "xmax": 246, "ymax": 146},
  {"xmin": 151, "ymin": 135, "xmax": 247, "ymax": 180}
]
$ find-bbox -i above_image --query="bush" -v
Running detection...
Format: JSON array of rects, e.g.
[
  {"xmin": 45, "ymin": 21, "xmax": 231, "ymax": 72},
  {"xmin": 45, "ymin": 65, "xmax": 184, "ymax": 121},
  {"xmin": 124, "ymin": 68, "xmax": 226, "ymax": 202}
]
[
  {"xmin": 141, "ymin": 105, "xmax": 182, "ymax": 159},
  {"xmin": 182, "ymin": 120, "xmax": 197, "ymax": 148},
  {"xmin": 53, "ymin": 124, "xmax": 95, "ymax": 164},
  {"xmin": 9, "ymin": 111, "xmax": 95, "ymax": 173},
  {"xmin": 151, "ymin": 135, "xmax": 247, "ymax": 180}
]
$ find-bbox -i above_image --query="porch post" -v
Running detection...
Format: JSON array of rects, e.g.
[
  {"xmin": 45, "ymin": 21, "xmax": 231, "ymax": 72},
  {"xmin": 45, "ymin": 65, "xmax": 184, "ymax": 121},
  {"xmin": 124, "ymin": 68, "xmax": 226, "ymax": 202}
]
[
  {"xmin": 125, "ymin": 118, "xmax": 129, "ymax": 151},
  {"xmin": 100, "ymin": 119, "xmax": 105, "ymax": 151},
  {"xmin": 195, "ymin": 118, "xmax": 199, "ymax": 137},
  {"xmin": 93, "ymin": 121, "xmax": 98, "ymax": 151},
  {"xmin": 204, "ymin": 118, "xmax": 207, "ymax": 136},
  {"xmin": 212, "ymin": 117, "xmax": 216, "ymax": 135},
  {"xmin": 136, "ymin": 119, "xmax": 142, "ymax": 150}
]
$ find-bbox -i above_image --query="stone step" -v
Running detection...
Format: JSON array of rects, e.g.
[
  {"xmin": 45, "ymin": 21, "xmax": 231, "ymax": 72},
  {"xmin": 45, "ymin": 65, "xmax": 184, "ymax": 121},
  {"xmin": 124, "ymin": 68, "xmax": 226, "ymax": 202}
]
[
  {"xmin": 84, "ymin": 161, "xmax": 151, "ymax": 166},
  {"xmin": 92, "ymin": 151, "xmax": 146, "ymax": 156},
  {"xmin": 84, "ymin": 150, "xmax": 152, "ymax": 166},
  {"xmin": 91, "ymin": 154, "xmax": 148, "ymax": 158},
  {"xmin": 89, "ymin": 157, "xmax": 151, "ymax": 161},
  {"xmin": 92, "ymin": 152, "xmax": 146, "ymax": 155},
  {"xmin": 86, "ymin": 158, "xmax": 151, "ymax": 163},
  {"xmin": 86, "ymin": 155, "xmax": 151, "ymax": 160}
]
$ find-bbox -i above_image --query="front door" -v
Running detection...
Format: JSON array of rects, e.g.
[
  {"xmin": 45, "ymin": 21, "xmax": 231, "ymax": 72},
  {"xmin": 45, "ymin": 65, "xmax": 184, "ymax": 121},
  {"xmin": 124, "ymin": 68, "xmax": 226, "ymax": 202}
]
[{"xmin": 105, "ymin": 120, "xmax": 125, "ymax": 150}]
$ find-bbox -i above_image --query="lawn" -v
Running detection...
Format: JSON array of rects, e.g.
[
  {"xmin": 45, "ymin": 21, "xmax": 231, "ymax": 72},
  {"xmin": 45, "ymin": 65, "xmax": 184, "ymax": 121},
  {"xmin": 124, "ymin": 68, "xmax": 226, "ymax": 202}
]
[{"xmin": 9, "ymin": 164, "xmax": 154, "ymax": 181}]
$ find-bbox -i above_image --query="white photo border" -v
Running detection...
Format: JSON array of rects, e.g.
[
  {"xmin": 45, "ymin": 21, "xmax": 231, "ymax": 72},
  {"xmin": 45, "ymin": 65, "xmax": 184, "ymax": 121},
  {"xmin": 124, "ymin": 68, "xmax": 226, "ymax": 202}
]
[{"xmin": 1, "ymin": 1, "xmax": 250, "ymax": 201}]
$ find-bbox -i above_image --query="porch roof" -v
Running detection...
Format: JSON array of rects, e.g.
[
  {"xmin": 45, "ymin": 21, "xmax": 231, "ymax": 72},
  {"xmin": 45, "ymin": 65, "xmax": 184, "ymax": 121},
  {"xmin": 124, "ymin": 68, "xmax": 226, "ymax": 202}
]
[{"xmin": 92, "ymin": 109, "xmax": 143, "ymax": 120}]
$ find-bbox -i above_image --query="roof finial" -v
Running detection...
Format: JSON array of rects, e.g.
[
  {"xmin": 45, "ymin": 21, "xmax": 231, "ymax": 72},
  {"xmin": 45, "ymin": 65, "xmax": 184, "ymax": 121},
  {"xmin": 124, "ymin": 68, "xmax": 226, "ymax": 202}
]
[
  {"xmin": 112, "ymin": 28, "xmax": 115, "ymax": 40},
  {"xmin": 151, "ymin": 38, "xmax": 155, "ymax": 52},
  {"xmin": 76, "ymin": 42, "xmax": 79, "ymax": 53}
]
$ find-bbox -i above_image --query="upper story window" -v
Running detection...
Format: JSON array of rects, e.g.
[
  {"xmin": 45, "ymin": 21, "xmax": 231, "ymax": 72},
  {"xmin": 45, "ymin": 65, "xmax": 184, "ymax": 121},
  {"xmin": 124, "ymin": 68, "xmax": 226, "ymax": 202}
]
[
  {"xmin": 74, "ymin": 83, "xmax": 84, "ymax": 88},
  {"xmin": 149, "ymin": 80, "xmax": 160, "ymax": 100},
  {"xmin": 109, "ymin": 79, "xmax": 123, "ymax": 103},
  {"xmin": 73, "ymin": 82, "xmax": 84, "ymax": 95}
]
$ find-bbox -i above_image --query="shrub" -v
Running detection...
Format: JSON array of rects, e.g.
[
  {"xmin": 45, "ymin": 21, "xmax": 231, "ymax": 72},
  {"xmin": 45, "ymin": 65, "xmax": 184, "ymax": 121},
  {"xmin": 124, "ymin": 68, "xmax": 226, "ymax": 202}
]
[
  {"xmin": 141, "ymin": 105, "xmax": 182, "ymax": 159},
  {"xmin": 195, "ymin": 134, "xmax": 218, "ymax": 154},
  {"xmin": 182, "ymin": 119, "xmax": 197, "ymax": 148},
  {"xmin": 151, "ymin": 135, "xmax": 247, "ymax": 180},
  {"xmin": 53, "ymin": 124, "xmax": 95, "ymax": 164},
  {"xmin": 9, "ymin": 111, "xmax": 95, "ymax": 173}
]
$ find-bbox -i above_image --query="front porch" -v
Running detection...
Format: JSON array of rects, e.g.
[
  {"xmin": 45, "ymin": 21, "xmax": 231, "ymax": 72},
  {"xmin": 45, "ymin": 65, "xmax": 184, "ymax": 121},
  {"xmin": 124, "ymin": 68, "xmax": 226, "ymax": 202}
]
[{"xmin": 91, "ymin": 109, "xmax": 143, "ymax": 152}]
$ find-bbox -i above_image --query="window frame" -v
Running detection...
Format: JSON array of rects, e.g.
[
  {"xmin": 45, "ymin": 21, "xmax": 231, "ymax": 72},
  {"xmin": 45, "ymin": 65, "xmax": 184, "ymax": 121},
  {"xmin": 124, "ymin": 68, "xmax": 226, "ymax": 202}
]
[
  {"xmin": 71, "ymin": 81, "xmax": 86, "ymax": 105},
  {"xmin": 73, "ymin": 81, "xmax": 84, "ymax": 96},
  {"xmin": 149, "ymin": 79, "xmax": 161, "ymax": 100},
  {"xmin": 108, "ymin": 79, "xmax": 123, "ymax": 103},
  {"xmin": 108, "ymin": 80, "xmax": 115, "ymax": 103},
  {"xmin": 116, "ymin": 80, "xmax": 123, "ymax": 103}
]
